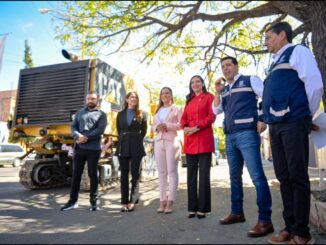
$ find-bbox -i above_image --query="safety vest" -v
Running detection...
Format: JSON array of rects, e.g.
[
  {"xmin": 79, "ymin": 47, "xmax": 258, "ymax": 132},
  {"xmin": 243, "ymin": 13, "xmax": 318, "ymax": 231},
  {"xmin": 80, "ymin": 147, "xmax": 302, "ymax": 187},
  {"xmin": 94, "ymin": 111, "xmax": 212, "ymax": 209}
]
[
  {"xmin": 262, "ymin": 45, "xmax": 310, "ymax": 124},
  {"xmin": 222, "ymin": 75, "xmax": 258, "ymax": 134}
]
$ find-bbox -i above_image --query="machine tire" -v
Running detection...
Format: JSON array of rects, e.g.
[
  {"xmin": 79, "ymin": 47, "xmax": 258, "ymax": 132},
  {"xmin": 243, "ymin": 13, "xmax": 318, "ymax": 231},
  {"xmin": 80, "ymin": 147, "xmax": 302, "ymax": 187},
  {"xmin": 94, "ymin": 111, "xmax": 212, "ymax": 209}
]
[
  {"xmin": 12, "ymin": 158, "xmax": 22, "ymax": 167},
  {"xmin": 19, "ymin": 159, "xmax": 69, "ymax": 189}
]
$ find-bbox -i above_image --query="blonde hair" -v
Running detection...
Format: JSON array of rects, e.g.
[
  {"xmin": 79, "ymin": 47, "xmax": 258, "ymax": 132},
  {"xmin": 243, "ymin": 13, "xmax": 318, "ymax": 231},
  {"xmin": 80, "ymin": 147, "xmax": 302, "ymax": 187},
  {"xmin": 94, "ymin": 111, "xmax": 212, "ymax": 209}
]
[{"xmin": 155, "ymin": 87, "xmax": 174, "ymax": 114}]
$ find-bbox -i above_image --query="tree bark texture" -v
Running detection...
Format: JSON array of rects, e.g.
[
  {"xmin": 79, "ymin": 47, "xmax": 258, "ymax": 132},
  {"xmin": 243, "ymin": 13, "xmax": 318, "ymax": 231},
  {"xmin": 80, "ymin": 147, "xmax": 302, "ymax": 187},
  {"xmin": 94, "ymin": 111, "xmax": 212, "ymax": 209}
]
[{"xmin": 309, "ymin": 2, "xmax": 326, "ymax": 111}]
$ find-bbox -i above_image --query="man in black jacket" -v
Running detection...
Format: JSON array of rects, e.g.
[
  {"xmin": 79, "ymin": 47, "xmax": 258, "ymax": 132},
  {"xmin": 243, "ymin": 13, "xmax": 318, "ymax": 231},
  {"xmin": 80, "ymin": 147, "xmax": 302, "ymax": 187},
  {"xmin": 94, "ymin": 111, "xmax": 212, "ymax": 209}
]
[{"xmin": 61, "ymin": 91, "xmax": 107, "ymax": 211}]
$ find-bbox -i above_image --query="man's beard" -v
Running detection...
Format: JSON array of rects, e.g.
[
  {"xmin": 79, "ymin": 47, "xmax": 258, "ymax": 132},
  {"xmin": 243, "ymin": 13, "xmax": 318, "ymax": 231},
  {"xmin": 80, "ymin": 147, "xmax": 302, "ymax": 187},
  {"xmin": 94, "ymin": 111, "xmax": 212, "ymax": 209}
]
[{"xmin": 87, "ymin": 103, "xmax": 97, "ymax": 109}]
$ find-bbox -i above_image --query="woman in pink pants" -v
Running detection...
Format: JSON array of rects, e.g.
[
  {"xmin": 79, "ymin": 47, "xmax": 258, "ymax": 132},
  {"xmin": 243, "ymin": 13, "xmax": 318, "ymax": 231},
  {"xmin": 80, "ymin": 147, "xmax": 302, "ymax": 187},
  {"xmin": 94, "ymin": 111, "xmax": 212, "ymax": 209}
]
[{"xmin": 152, "ymin": 87, "xmax": 182, "ymax": 214}]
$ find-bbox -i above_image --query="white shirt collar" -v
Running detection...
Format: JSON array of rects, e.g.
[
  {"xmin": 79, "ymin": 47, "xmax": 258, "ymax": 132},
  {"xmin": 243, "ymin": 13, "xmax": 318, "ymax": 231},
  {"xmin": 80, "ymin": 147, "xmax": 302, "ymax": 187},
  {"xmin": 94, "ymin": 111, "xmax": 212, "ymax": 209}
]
[
  {"xmin": 272, "ymin": 43, "xmax": 293, "ymax": 62},
  {"xmin": 227, "ymin": 73, "xmax": 241, "ymax": 85},
  {"xmin": 228, "ymin": 73, "xmax": 242, "ymax": 89},
  {"xmin": 234, "ymin": 73, "xmax": 241, "ymax": 81}
]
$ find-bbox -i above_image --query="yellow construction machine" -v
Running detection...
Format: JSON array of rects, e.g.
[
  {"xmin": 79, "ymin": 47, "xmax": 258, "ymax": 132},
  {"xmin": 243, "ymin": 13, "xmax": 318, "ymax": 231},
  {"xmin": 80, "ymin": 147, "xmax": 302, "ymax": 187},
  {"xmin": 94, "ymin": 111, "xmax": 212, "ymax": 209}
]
[{"xmin": 9, "ymin": 56, "xmax": 151, "ymax": 189}]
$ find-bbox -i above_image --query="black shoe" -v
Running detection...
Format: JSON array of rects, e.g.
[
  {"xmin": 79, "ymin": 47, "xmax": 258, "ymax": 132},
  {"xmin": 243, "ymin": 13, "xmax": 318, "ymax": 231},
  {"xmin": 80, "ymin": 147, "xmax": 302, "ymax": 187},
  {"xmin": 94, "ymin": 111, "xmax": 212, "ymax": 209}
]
[
  {"xmin": 61, "ymin": 200, "xmax": 78, "ymax": 211},
  {"xmin": 90, "ymin": 203, "xmax": 100, "ymax": 211},
  {"xmin": 90, "ymin": 199, "xmax": 100, "ymax": 211},
  {"xmin": 188, "ymin": 212, "xmax": 196, "ymax": 218},
  {"xmin": 197, "ymin": 213, "xmax": 206, "ymax": 219},
  {"xmin": 121, "ymin": 207, "xmax": 129, "ymax": 212},
  {"xmin": 128, "ymin": 204, "xmax": 135, "ymax": 212}
]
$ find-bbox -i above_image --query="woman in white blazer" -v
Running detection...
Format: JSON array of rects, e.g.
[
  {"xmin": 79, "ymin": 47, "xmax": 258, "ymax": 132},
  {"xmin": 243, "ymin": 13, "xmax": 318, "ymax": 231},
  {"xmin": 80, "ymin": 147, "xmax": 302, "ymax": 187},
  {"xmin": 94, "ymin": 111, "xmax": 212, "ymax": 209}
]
[{"xmin": 152, "ymin": 87, "xmax": 182, "ymax": 214}]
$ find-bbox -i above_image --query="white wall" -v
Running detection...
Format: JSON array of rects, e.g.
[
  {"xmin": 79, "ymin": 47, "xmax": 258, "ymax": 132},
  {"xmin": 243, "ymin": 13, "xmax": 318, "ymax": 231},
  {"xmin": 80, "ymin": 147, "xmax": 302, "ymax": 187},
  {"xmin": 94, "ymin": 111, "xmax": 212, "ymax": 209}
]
[{"xmin": 0, "ymin": 121, "xmax": 9, "ymax": 143}]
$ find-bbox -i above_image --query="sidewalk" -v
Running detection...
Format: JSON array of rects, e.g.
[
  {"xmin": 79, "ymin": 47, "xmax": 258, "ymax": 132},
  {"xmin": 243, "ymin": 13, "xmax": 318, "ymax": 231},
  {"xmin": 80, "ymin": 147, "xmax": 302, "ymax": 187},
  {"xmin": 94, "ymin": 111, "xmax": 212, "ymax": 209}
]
[{"xmin": 0, "ymin": 159, "xmax": 325, "ymax": 244}]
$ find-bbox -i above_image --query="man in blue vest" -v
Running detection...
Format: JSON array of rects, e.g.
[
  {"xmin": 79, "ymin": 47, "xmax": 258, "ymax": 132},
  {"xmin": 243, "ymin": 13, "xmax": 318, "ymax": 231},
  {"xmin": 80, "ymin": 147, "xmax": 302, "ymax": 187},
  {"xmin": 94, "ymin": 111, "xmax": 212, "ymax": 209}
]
[
  {"xmin": 263, "ymin": 22, "xmax": 323, "ymax": 245},
  {"xmin": 212, "ymin": 56, "xmax": 274, "ymax": 237}
]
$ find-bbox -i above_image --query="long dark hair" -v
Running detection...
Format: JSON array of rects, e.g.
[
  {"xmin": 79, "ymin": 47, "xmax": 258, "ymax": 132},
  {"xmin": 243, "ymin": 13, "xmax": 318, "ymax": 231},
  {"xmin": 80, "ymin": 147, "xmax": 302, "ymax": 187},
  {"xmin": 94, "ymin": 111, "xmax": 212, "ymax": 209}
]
[
  {"xmin": 155, "ymin": 87, "xmax": 174, "ymax": 114},
  {"xmin": 185, "ymin": 75, "xmax": 207, "ymax": 104},
  {"xmin": 122, "ymin": 91, "xmax": 143, "ymax": 121}
]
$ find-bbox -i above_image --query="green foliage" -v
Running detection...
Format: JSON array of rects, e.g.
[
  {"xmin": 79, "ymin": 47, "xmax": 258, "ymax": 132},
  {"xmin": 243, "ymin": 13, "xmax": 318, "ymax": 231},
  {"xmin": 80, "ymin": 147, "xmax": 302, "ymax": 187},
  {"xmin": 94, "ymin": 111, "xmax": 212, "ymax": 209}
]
[
  {"xmin": 213, "ymin": 126, "xmax": 226, "ymax": 152},
  {"xmin": 54, "ymin": 2, "xmax": 265, "ymax": 64},
  {"xmin": 52, "ymin": 1, "xmax": 307, "ymax": 82},
  {"xmin": 173, "ymin": 94, "xmax": 185, "ymax": 107},
  {"xmin": 23, "ymin": 40, "xmax": 34, "ymax": 69}
]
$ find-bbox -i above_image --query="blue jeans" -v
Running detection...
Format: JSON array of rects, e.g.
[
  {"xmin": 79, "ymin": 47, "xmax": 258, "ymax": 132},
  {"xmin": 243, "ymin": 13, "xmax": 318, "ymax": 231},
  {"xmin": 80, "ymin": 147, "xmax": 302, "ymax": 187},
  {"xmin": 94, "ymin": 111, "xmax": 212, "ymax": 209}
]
[{"xmin": 226, "ymin": 130, "xmax": 272, "ymax": 223}]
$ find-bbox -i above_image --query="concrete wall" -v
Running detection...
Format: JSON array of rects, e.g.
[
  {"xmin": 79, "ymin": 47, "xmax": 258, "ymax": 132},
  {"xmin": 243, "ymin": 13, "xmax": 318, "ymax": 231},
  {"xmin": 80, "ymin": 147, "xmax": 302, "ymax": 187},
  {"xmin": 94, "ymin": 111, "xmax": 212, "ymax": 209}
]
[
  {"xmin": 0, "ymin": 90, "xmax": 16, "ymax": 122},
  {"xmin": 0, "ymin": 121, "xmax": 9, "ymax": 143}
]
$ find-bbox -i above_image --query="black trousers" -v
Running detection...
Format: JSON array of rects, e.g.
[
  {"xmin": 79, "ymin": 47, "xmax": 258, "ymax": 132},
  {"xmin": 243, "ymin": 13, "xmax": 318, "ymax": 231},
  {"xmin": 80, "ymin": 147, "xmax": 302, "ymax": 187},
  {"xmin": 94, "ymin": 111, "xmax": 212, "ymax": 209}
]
[
  {"xmin": 186, "ymin": 153, "xmax": 212, "ymax": 213},
  {"xmin": 269, "ymin": 116, "xmax": 312, "ymax": 237},
  {"xmin": 119, "ymin": 156, "xmax": 143, "ymax": 205},
  {"xmin": 70, "ymin": 145, "xmax": 101, "ymax": 203}
]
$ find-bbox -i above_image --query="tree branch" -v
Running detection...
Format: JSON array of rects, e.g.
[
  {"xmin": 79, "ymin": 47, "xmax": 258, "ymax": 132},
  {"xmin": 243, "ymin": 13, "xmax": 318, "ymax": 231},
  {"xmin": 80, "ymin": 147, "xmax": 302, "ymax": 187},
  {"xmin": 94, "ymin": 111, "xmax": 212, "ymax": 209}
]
[
  {"xmin": 106, "ymin": 31, "xmax": 131, "ymax": 55},
  {"xmin": 195, "ymin": 2, "xmax": 282, "ymax": 22},
  {"xmin": 231, "ymin": 1, "xmax": 252, "ymax": 10},
  {"xmin": 261, "ymin": 13, "xmax": 287, "ymax": 33},
  {"xmin": 218, "ymin": 43, "xmax": 267, "ymax": 55},
  {"xmin": 293, "ymin": 23, "xmax": 310, "ymax": 38}
]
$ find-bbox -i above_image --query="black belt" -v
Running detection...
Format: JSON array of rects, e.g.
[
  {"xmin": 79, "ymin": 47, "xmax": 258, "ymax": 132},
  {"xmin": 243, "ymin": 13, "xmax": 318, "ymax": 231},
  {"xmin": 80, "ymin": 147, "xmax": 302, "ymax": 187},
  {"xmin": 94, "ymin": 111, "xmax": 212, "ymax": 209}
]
[{"xmin": 121, "ymin": 132, "xmax": 141, "ymax": 135}]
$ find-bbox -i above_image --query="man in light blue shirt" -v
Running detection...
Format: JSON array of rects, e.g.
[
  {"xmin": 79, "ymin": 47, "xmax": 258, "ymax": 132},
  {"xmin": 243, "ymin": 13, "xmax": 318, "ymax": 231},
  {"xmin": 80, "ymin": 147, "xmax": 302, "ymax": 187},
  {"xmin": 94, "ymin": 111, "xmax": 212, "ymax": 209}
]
[{"xmin": 264, "ymin": 22, "xmax": 323, "ymax": 245}]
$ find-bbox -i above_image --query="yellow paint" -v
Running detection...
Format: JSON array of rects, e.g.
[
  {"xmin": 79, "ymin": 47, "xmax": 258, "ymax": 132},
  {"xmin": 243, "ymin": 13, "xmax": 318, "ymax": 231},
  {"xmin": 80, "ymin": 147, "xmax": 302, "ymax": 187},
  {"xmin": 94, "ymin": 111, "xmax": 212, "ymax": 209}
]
[
  {"xmin": 89, "ymin": 59, "xmax": 97, "ymax": 92},
  {"xmin": 15, "ymin": 124, "xmax": 72, "ymax": 137}
]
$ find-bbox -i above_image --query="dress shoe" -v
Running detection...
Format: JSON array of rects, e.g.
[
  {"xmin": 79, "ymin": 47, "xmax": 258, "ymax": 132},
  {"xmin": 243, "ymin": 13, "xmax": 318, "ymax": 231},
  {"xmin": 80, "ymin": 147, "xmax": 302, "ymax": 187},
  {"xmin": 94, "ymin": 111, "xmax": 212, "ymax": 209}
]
[
  {"xmin": 188, "ymin": 212, "xmax": 196, "ymax": 218},
  {"xmin": 288, "ymin": 235, "xmax": 315, "ymax": 244},
  {"xmin": 157, "ymin": 201, "xmax": 167, "ymax": 213},
  {"xmin": 247, "ymin": 222, "xmax": 274, "ymax": 237},
  {"xmin": 128, "ymin": 203, "xmax": 135, "ymax": 212},
  {"xmin": 164, "ymin": 201, "xmax": 173, "ymax": 214},
  {"xmin": 121, "ymin": 206, "xmax": 129, "ymax": 212},
  {"xmin": 197, "ymin": 212, "xmax": 206, "ymax": 219},
  {"xmin": 268, "ymin": 230, "xmax": 292, "ymax": 244},
  {"xmin": 219, "ymin": 213, "xmax": 245, "ymax": 225}
]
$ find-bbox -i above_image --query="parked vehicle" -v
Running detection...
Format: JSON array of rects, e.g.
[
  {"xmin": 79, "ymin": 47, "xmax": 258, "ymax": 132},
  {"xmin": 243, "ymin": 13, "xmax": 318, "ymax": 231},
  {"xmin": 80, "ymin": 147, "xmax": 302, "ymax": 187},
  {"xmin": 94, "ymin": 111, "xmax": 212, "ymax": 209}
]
[
  {"xmin": 8, "ymin": 58, "xmax": 152, "ymax": 189},
  {"xmin": 0, "ymin": 143, "xmax": 25, "ymax": 167}
]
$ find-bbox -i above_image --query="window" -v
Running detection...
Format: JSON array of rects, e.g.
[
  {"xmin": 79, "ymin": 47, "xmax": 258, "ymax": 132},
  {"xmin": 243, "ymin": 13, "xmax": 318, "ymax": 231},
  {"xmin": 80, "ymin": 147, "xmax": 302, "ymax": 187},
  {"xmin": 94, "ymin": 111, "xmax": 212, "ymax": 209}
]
[{"xmin": 0, "ymin": 145, "xmax": 24, "ymax": 153}]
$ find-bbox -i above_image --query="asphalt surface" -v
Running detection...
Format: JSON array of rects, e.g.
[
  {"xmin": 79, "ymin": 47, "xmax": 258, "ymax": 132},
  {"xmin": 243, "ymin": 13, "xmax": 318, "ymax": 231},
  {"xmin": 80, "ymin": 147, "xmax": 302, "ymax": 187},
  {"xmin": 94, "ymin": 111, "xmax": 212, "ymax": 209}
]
[{"xmin": 0, "ymin": 160, "xmax": 325, "ymax": 244}]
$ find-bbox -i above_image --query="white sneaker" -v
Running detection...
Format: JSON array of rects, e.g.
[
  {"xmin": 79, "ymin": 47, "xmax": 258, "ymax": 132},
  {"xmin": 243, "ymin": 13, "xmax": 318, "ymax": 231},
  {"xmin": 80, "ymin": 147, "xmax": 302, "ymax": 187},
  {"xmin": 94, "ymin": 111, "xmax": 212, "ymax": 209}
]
[{"xmin": 61, "ymin": 201, "xmax": 78, "ymax": 211}]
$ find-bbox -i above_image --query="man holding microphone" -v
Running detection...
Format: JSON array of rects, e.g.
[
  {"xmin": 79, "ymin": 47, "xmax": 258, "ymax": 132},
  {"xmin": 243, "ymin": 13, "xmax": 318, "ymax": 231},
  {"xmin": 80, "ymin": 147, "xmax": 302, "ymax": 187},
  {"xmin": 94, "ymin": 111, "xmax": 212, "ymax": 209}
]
[{"xmin": 212, "ymin": 56, "xmax": 273, "ymax": 238}]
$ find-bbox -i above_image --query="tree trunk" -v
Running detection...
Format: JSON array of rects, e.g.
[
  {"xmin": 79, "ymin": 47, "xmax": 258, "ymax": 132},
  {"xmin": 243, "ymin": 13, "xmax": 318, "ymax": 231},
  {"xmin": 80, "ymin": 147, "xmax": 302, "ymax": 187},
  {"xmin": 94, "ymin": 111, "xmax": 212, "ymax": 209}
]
[{"xmin": 310, "ymin": 2, "xmax": 326, "ymax": 111}]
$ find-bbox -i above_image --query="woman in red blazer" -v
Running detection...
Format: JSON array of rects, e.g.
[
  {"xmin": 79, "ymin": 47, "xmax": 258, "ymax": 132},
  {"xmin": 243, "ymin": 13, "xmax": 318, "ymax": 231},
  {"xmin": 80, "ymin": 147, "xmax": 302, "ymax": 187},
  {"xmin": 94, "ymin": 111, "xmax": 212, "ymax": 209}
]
[{"xmin": 181, "ymin": 75, "xmax": 216, "ymax": 219}]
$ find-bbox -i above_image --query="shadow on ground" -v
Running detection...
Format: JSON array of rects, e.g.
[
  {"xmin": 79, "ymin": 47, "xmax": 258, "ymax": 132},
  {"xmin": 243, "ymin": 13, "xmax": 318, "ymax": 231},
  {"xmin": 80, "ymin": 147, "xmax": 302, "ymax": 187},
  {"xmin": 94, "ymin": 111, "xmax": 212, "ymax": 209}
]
[{"xmin": 0, "ymin": 162, "xmax": 325, "ymax": 244}]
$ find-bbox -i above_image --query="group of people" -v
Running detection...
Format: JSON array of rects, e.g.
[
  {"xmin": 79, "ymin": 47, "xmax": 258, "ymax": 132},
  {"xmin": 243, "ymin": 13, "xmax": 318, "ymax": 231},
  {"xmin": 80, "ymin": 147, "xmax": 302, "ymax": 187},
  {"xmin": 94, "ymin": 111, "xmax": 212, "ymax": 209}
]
[{"xmin": 60, "ymin": 21, "xmax": 323, "ymax": 244}]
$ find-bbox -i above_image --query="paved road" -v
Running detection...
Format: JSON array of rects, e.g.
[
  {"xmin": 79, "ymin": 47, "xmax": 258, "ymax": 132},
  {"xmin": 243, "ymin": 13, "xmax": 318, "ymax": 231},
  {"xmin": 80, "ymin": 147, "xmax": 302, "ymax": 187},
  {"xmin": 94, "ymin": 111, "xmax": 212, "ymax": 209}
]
[{"xmin": 0, "ymin": 160, "xmax": 325, "ymax": 244}]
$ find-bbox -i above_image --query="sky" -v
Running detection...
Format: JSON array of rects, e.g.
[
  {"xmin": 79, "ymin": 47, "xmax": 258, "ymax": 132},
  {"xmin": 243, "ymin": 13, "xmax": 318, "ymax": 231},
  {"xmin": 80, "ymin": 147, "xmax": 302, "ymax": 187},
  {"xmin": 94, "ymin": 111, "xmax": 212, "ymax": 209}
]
[
  {"xmin": 0, "ymin": 1, "xmax": 274, "ymax": 128},
  {"xmin": 0, "ymin": 1, "xmax": 272, "ymax": 100},
  {"xmin": 0, "ymin": 1, "xmax": 65, "ymax": 91},
  {"xmin": 0, "ymin": 1, "xmax": 199, "ymax": 96},
  {"xmin": 0, "ymin": 1, "xmax": 225, "ymax": 126}
]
